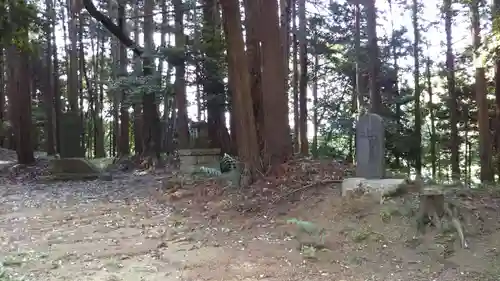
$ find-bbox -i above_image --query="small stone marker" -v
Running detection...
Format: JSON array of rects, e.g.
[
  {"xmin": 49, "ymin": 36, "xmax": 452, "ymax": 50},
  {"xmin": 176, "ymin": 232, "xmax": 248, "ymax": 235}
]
[{"xmin": 355, "ymin": 113, "xmax": 385, "ymax": 179}]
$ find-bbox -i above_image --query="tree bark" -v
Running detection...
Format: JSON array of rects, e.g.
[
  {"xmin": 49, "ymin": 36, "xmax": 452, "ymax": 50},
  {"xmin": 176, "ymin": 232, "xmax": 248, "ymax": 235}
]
[
  {"xmin": 444, "ymin": 0, "xmax": 460, "ymax": 180},
  {"xmin": 312, "ymin": 45, "xmax": 319, "ymax": 158},
  {"xmin": 472, "ymin": 0, "xmax": 494, "ymax": 182},
  {"xmin": 173, "ymin": 0, "xmax": 190, "ymax": 149},
  {"xmin": 220, "ymin": 0, "xmax": 261, "ymax": 179},
  {"xmin": 493, "ymin": 0, "xmax": 500, "ymax": 179},
  {"xmin": 118, "ymin": 1, "xmax": 130, "ymax": 156},
  {"xmin": 366, "ymin": 0, "xmax": 382, "ymax": 114},
  {"xmin": 109, "ymin": 1, "xmax": 119, "ymax": 157},
  {"xmin": 280, "ymin": 0, "xmax": 292, "ymax": 99},
  {"xmin": 132, "ymin": 2, "xmax": 143, "ymax": 155},
  {"xmin": 203, "ymin": 0, "xmax": 230, "ymax": 152},
  {"xmin": 291, "ymin": 0, "xmax": 299, "ymax": 153},
  {"xmin": 412, "ymin": 0, "xmax": 422, "ymax": 175},
  {"xmin": 7, "ymin": 45, "xmax": 35, "ymax": 165},
  {"xmin": 426, "ymin": 56, "xmax": 437, "ymax": 179},
  {"xmin": 0, "ymin": 46, "xmax": 4, "ymax": 148},
  {"xmin": 44, "ymin": 0, "xmax": 56, "ymax": 155},
  {"xmin": 67, "ymin": 0, "xmax": 79, "ymax": 112},
  {"xmin": 260, "ymin": 0, "xmax": 292, "ymax": 167},
  {"xmin": 243, "ymin": 0, "xmax": 264, "ymax": 152},
  {"xmin": 298, "ymin": 0, "xmax": 308, "ymax": 155},
  {"xmin": 142, "ymin": 0, "xmax": 161, "ymax": 160}
]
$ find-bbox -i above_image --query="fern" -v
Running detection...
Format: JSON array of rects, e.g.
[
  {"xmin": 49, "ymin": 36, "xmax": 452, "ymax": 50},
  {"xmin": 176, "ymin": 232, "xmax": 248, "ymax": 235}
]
[
  {"xmin": 287, "ymin": 218, "xmax": 327, "ymax": 250},
  {"xmin": 287, "ymin": 218, "xmax": 323, "ymax": 236}
]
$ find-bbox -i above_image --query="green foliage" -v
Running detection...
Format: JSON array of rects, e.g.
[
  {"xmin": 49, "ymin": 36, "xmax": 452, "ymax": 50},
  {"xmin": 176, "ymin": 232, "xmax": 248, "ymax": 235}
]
[
  {"xmin": 107, "ymin": 75, "xmax": 170, "ymax": 107},
  {"xmin": 0, "ymin": 0, "xmax": 40, "ymax": 48},
  {"xmin": 478, "ymin": 13, "xmax": 500, "ymax": 66},
  {"xmin": 159, "ymin": 46, "xmax": 185, "ymax": 66},
  {"xmin": 310, "ymin": 1, "xmax": 417, "ymax": 170}
]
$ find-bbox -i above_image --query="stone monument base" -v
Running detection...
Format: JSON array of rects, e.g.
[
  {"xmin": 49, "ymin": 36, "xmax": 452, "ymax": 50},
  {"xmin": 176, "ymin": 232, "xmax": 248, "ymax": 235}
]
[
  {"xmin": 341, "ymin": 177, "xmax": 408, "ymax": 203},
  {"xmin": 178, "ymin": 148, "xmax": 221, "ymax": 173}
]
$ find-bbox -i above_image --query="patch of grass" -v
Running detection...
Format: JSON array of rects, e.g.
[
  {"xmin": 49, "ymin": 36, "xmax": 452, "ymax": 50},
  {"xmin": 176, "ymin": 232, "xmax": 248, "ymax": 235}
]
[
  {"xmin": 1, "ymin": 251, "xmax": 50, "ymax": 281},
  {"xmin": 398, "ymin": 198, "xmax": 419, "ymax": 218},
  {"xmin": 300, "ymin": 244, "xmax": 318, "ymax": 260},
  {"xmin": 351, "ymin": 227, "xmax": 372, "ymax": 243},
  {"xmin": 435, "ymin": 226, "xmax": 458, "ymax": 244},
  {"xmin": 105, "ymin": 275, "xmax": 123, "ymax": 281},
  {"xmin": 0, "ymin": 265, "xmax": 25, "ymax": 281},
  {"xmin": 348, "ymin": 255, "xmax": 367, "ymax": 265},
  {"xmin": 379, "ymin": 205, "xmax": 402, "ymax": 223},
  {"xmin": 482, "ymin": 256, "xmax": 500, "ymax": 281},
  {"xmin": 341, "ymin": 196, "xmax": 375, "ymax": 214},
  {"xmin": 0, "ymin": 259, "xmax": 22, "ymax": 268},
  {"xmin": 470, "ymin": 250, "xmax": 500, "ymax": 280},
  {"xmin": 104, "ymin": 259, "xmax": 124, "ymax": 271},
  {"xmin": 404, "ymin": 237, "xmax": 422, "ymax": 249},
  {"xmin": 350, "ymin": 225, "xmax": 386, "ymax": 244}
]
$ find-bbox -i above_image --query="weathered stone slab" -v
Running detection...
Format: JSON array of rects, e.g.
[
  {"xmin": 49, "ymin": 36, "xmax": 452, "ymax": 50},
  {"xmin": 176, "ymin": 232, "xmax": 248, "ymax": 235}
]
[
  {"xmin": 50, "ymin": 158, "xmax": 101, "ymax": 174},
  {"xmin": 342, "ymin": 177, "xmax": 407, "ymax": 202},
  {"xmin": 46, "ymin": 158, "xmax": 111, "ymax": 181},
  {"xmin": 355, "ymin": 113, "xmax": 385, "ymax": 179},
  {"xmin": 178, "ymin": 148, "xmax": 221, "ymax": 156}
]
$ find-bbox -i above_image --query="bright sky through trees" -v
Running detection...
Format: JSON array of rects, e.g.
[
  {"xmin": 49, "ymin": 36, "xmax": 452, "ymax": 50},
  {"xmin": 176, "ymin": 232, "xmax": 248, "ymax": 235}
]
[{"xmin": 52, "ymin": 0, "xmax": 481, "ymax": 139}]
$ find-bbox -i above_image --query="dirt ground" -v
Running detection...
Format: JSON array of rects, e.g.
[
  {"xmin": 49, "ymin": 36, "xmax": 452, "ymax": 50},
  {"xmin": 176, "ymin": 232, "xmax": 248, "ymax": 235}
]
[{"xmin": 1, "ymin": 156, "xmax": 500, "ymax": 281}]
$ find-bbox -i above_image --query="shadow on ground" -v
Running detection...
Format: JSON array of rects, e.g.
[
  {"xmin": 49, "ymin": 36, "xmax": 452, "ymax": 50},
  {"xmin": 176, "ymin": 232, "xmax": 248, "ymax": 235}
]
[{"xmin": 0, "ymin": 153, "xmax": 500, "ymax": 281}]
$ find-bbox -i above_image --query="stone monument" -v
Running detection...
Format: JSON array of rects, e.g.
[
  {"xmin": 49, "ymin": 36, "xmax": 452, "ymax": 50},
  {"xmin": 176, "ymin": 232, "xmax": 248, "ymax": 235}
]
[
  {"xmin": 355, "ymin": 113, "xmax": 384, "ymax": 179},
  {"xmin": 189, "ymin": 121, "xmax": 211, "ymax": 148},
  {"xmin": 178, "ymin": 121, "xmax": 220, "ymax": 173},
  {"xmin": 59, "ymin": 111, "xmax": 85, "ymax": 158}
]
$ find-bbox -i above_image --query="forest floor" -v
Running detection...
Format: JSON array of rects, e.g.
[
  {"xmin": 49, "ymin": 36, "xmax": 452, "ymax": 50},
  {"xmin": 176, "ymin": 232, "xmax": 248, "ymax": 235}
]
[{"xmin": 1, "ymin": 150, "xmax": 500, "ymax": 281}]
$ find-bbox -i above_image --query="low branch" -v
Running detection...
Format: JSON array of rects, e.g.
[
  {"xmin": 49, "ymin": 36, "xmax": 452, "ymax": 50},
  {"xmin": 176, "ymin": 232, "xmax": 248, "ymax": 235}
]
[{"xmin": 82, "ymin": 0, "xmax": 143, "ymax": 56}]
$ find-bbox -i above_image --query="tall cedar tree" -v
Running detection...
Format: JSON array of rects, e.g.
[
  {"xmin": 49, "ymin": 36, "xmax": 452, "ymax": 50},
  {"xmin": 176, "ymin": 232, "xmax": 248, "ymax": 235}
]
[
  {"xmin": 412, "ymin": 0, "xmax": 422, "ymax": 174},
  {"xmin": 298, "ymin": 0, "xmax": 308, "ymax": 155},
  {"xmin": 243, "ymin": 0, "xmax": 264, "ymax": 151},
  {"xmin": 444, "ymin": 0, "xmax": 460, "ymax": 180},
  {"xmin": 220, "ymin": 0, "xmax": 261, "ymax": 180},
  {"xmin": 366, "ymin": 0, "xmax": 382, "ymax": 113},
  {"xmin": 493, "ymin": 0, "xmax": 500, "ymax": 178},
  {"xmin": 173, "ymin": 0, "xmax": 190, "ymax": 149},
  {"xmin": 471, "ymin": 0, "xmax": 494, "ymax": 182},
  {"xmin": 260, "ymin": 0, "xmax": 292, "ymax": 168},
  {"xmin": 7, "ymin": 45, "xmax": 35, "ymax": 164}
]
